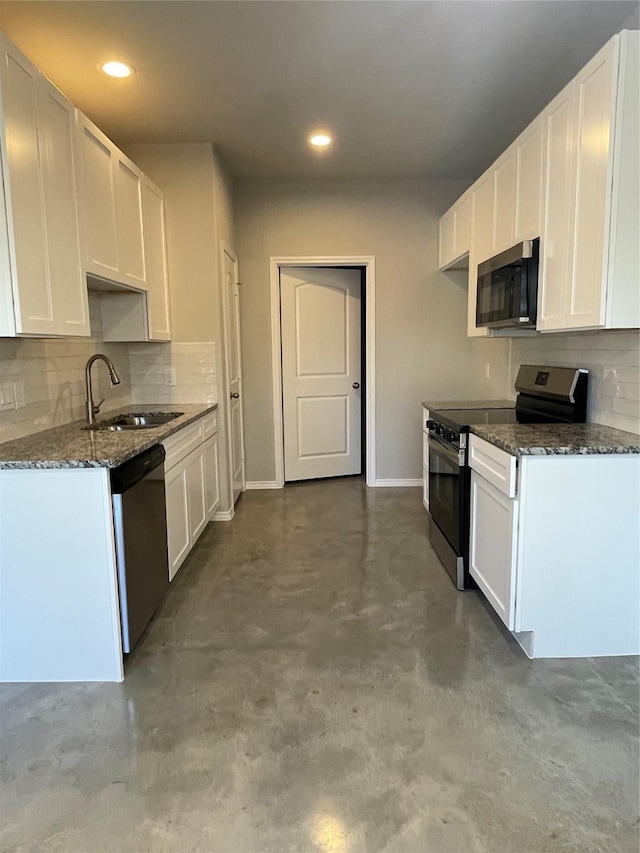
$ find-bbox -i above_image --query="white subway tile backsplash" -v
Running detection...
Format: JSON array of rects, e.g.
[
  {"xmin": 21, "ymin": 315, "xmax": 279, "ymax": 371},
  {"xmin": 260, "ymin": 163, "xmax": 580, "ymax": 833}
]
[
  {"xmin": 128, "ymin": 341, "xmax": 217, "ymax": 407},
  {"xmin": 511, "ymin": 329, "xmax": 640, "ymax": 434},
  {"xmin": 0, "ymin": 291, "xmax": 217, "ymax": 442}
]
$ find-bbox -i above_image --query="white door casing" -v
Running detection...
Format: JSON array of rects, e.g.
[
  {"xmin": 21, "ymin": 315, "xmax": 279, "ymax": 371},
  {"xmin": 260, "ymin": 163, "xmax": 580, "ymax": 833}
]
[
  {"xmin": 280, "ymin": 267, "xmax": 362, "ymax": 481},
  {"xmin": 221, "ymin": 243, "xmax": 245, "ymax": 505},
  {"xmin": 268, "ymin": 256, "xmax": 376, "ymax": 489}
]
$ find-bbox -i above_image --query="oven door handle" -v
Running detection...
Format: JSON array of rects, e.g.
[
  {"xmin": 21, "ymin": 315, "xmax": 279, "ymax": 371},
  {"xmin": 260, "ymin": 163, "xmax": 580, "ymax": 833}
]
[{"xmin": 429, "ymin": 433, "xmax": 464, "ymax": 467}]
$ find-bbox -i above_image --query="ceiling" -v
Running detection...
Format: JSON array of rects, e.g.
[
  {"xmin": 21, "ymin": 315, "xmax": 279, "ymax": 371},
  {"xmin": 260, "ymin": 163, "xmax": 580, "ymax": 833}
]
[{"xmin": 0, "ymin": 1, "xmax": 637, "ymax": 181}]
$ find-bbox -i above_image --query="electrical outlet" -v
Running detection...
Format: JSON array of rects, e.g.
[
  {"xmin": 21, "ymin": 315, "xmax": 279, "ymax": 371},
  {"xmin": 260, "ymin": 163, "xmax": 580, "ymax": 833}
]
[
  {"xmin": 484, "ymin": 363, "xmax": 491, "ymax": 380},
  {"xmin": 165, "ymin": 367, "xmax": 177, "ymax": 386},
  {"xmin": 13, "ymin": 381, "xmax": 25, "ymax": 409},
  {"xmin": 0, "ymin": 382, "xmax": 16, "ymax": 411}
]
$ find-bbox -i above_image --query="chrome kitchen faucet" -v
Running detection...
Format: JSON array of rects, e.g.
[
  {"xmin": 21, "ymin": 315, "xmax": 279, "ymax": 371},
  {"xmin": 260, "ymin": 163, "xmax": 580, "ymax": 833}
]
[{"xmin": 85, "ymin": 354, "xmax": 121, "ymax": 426}]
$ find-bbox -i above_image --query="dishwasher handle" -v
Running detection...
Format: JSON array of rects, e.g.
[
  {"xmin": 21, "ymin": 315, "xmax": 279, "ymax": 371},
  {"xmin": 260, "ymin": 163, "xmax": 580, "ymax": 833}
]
[{"xmin": 110, "ymin": 445, "xmax": 166, "ymax": 494}]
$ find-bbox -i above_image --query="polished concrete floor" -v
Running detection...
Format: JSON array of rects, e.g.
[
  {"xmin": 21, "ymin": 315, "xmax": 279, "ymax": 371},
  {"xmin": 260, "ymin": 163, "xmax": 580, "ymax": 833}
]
[{"xmin": 1, "ymin": 479, "xmax": 638, "ymax": 853}]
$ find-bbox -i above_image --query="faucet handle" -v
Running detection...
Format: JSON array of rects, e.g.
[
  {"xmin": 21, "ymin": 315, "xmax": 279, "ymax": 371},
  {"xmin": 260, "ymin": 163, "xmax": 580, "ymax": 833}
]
[{"xmin": 94, "ymin": 398, "xmax": 105, "ymax": 414}]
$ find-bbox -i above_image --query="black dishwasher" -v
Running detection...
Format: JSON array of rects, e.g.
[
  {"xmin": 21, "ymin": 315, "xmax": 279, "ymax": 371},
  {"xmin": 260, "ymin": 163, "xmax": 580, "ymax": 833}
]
[{"xmin": 110, "ymin": 445, "xmax": 169, "ymax": 653}]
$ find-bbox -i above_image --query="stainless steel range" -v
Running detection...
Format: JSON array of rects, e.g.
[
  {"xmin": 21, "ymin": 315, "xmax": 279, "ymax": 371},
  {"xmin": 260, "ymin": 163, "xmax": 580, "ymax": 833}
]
[{"xmin": 427, "ymin": 365, "xmax": 589, "ymax": 589}]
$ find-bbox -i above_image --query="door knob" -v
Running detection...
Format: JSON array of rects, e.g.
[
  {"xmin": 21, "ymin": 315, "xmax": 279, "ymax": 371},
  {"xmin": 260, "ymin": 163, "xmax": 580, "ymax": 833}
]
[
  {"xmin": 352, "ymin": 382, "xmax": 360, "ymax": 389},
  {"xmin": 230, "ymin": 392, "xmax": 240, "ymax": 399}
]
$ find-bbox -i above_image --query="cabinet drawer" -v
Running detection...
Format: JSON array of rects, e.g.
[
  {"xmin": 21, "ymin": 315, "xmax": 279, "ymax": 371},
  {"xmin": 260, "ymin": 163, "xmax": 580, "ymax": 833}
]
[
  {"xmin": 202, "ymin": 410, "xmax": 218, "ymax": 441},
  {"xmin": 469, "ymin": 434, "xmax": 517, "ymax": 498},
  {"xmin": 163, "ymin": 421, "xmax": 203, "ymax": 471}
]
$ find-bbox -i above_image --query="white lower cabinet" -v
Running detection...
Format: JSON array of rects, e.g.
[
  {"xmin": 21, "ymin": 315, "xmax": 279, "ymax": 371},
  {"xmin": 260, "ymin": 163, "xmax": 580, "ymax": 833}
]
[
  {"xmin": 163, "ymin": 411, "xmax": 219, "ymax": 581},
  {"xmin": 469, "ymin": 471, "xmax": 518, "ymax": 629},
  {"xmin": 186, "ymin": 447, "xmax": 207, "ymax": 544},
  {"xmin": 165, "ymin": 462, "xmax": 191, "ymax": 580},
  {"xmin": 469, "ymin": 434, "xmax": 640, "ymax": 658}
]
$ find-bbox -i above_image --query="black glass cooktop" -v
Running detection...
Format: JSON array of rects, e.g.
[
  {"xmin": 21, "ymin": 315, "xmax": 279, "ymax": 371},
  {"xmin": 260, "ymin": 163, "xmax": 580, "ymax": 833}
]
[{"xmin": 431, "ymin": 407, "xmax": 518, "ymax": 430}]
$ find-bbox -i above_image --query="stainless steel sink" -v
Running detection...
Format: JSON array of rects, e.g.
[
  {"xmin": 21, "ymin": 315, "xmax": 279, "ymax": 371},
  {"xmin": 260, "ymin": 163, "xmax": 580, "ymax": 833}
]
[{"xmin": 85, "ymin": 412, "xmax": 184, "ymax": 431}]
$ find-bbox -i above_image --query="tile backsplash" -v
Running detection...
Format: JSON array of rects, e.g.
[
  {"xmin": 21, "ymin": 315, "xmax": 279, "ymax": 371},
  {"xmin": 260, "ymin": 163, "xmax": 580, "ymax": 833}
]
[
  {"xmin": 0, "ymin": 296, "xmax": 217, "ymax": 444},
  {"xmin": 128, "ymin": 341, "xmax": 217, "ymax": 406},
  {"xmin": 511, "ymin": 329, "xmax": 640, "ymax": 434}
]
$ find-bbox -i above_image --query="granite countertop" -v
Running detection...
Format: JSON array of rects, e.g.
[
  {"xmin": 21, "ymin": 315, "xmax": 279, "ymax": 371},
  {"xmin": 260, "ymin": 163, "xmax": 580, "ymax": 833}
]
[
  {"xmin": 422, "ymin": 399, "xmax": 515, "ymax": 410},
  {"xmin": 0, "ymin": 403, "xmax": 217, "ymax": 470},
  {"xmin": 470, "ymin": 423, "xmax": 640, "ymax": 457}
]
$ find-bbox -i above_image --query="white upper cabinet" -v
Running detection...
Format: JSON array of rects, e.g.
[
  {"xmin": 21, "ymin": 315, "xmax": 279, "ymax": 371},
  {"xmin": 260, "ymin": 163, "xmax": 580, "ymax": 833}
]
[
  {"xmin": 448, "ymin": 30, "xmax": 637, "ymax": 338},
  {"xmin": 492, "ymin": 148, "xmax": 517, "ymax": 254},
  {"xmin": 0, "ymin": 34, "xmax": 89, "ymax": 337},
  {"xmin": 466, "ymin": 171, "xmax": 494, "ymax": 337},
  {"xmin": 77, "ymin": 112, "xmax": 146, "ymax": 291},
  {"xmin": 514, "ymin": 115, "xmax": 544, "ymax": 242},
  {"xmin": 539, "ymin": 31, "xmax": 638, "ymax": 332},
  {"xmin": 142, "ymin": 176, "xmax": 172, "ymax": 341},
  {"xmin": 438, "ymin": 192, "xmax": 471, "ymax": 270},
  {"xmin": 493, "ymin": 116, "xmax": 545, "ymax": 255}
]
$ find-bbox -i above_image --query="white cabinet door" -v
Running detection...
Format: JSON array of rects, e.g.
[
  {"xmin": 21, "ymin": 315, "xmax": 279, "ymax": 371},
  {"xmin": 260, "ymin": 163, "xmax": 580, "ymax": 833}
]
[
  {"xmin": 565, "ymin": 37, "xmax": 616, "ymax": 329},
  {"xmin": 515, "ymin": 115, "xmax": 544, "ymax": 242},
  {"xmin": 35, "ymin": 75, "xmax": 89, "ymax": 336},
  {"xmin": 539, "ymin": 34, "xmax": 635, "ymax": 333},
  {"xmin": 165, "ymin": 462, "xmax": 190, "ymax": 581},
  {"xmin": 0, "ymin": 35, "xmax": 50, "ymax": 335},
  {"xmin": 469, "ymin": 470, "xmax": 519, "ymax": 630},
  {"xmin": 538, "ymin": 81, "xmax": 575, "ymax": 331},
  {"xmin": 467, "ymin": 172, "xmax": 493, "ymax": 337},
  {"xmin": 453, "ymin": 195, "xmax": 471, "ymax": 261},
  {"xmin": 77, "ymin": 113, "xmax": 120, "ymax": 282},
  {"xmin": 77, "ymin": 111, "xmax": 147, "ymax": 292},
  {"xmin": 142, "ymin": 176, "xmax": 171, "ymax": 341},
  {"xmin": 204, "ymin": 433, "xmax": 220, "ymax": 518},
  {"xmin": 438, "ymin": 208, "xmax": 455, "ymax": 270},
  {"xmin": 115, "ymin": 153, "xmax": 146, "ymax": 290},
  {"xmin": 186, "ymin": 447, "xmax": 207, "ymax": 543},
  {"xmin": 493, "ymin": 148, "xmax": 517, "ymax": 253},
  {"xmin": 438, "ymin": 194, "xmax": 471, "ymax": 270},
  {"xmin": 0, "ymin": 34, "xmax": 88, "ymax": 337}
]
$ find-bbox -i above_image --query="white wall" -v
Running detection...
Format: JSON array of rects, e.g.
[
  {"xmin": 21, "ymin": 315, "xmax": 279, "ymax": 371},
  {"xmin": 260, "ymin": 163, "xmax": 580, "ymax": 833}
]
[
  {"xmin": 122, "ymin": 142, "xmax": 236, "ymax": 513},
  {"xmin": 511, "ymin": 330, "xmax": 640, "ymax": 433},
  {"xmin": 234, "ymin": 179, "xmax": 512, "ymax": 483}
]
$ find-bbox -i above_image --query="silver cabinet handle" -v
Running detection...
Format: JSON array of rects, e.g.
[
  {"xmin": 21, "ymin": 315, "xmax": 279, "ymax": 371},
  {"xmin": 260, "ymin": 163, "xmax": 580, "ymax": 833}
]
[
  {"xmin": 230, "ymin": 392, "xmax": 240, "ymax": 399},
  {"xmin": 352, "ymin": 382, "xmax": 360, "ymax": 389}
]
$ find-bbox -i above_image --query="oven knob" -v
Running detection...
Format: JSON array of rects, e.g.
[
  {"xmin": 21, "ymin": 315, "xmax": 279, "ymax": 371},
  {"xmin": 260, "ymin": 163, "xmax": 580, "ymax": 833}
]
[
  {"xmin": 426, "ymin": 419, "xmax": 436, "ymax": 430},
  {"xmin": 446, "ymin": 430, "xmax": 457, "ymax": 443}
]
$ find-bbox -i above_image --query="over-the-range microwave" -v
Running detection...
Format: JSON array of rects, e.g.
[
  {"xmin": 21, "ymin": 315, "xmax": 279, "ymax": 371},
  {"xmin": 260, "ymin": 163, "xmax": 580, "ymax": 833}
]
[{"xmin": 476, "ymin": 238, "xmax": 539, "ymax": 329}]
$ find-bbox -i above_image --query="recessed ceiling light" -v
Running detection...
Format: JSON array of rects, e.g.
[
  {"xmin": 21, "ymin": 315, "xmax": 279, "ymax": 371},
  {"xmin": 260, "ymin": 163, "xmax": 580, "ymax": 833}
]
[
  {"xmin": 309, "ymin": 133, "xmax": 333, "ymax": 148},
  {"xmin": 101, "ymin": 61, "xmax": 134, "ymax": 78}
]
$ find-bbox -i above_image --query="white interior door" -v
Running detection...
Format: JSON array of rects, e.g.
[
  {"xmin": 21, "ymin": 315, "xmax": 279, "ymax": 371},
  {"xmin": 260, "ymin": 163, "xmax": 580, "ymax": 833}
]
[
  {"xmin": 280, "ymin": 267, "xmax": 361, "ymax": 481},
  {"xmin": 222, "ymin": 244, "xmax": 245, "ymax": 505}
]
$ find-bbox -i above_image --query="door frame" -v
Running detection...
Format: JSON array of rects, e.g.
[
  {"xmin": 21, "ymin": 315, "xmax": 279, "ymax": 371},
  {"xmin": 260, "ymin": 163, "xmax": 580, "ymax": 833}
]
[
  {"xmin": 269, "ymin": 256, "xmax": 376, "ymax": 488},
  {"xmin": 220, "ymin": 241, "xmax": 245, "ymax": 510}
]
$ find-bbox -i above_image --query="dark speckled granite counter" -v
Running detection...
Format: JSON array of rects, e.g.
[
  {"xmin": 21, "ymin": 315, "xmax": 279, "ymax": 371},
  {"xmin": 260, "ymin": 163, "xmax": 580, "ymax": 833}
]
[
  {"xmin": 422, "ymin": 399, "xmax": 515, "ymax": 410},
  {"xmin": 0, "ymin": 403, "xmax": 217, "ymax": 470},
  {"xmin": 470, "ymin": 423, "xmax": 640, "ymax": 457}
]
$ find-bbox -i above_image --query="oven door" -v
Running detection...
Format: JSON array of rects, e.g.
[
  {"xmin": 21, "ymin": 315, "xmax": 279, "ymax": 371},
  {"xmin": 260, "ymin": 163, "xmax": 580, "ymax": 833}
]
[{"xmin": 428, "ymin": 433, "xmax": 464, "ymax": 552}]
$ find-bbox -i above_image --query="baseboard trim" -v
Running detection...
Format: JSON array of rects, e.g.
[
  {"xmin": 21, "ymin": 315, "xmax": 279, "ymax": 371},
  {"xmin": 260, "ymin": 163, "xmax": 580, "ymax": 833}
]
[
  {"xmin": 245, "ymin": 481, "xmax": 282, "ymax": 490},
  {"xmin": 371, "ymin": 479, "xmax": 423, "ymax": 487},
  {"xmin": 212, "ymin": 508, "xmax": 235, "ymax": 522}
]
